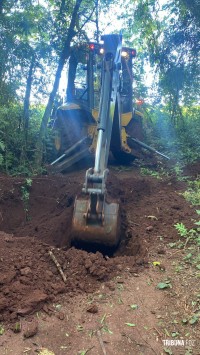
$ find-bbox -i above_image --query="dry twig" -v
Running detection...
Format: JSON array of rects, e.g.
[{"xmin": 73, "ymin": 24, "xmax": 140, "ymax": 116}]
[
  {"xmin": 48, "ymin": 249, "xmax": 66, "ymax": 282},
  {"xmin": 97, "ymin": 330, "xmax": 107, "ymax": 355},
  {"xmin": 153, "ymin": 326, "xmax": 163, "ymax": 337}
]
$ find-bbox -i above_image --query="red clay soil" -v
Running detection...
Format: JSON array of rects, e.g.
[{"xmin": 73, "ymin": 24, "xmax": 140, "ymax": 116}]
[{"xmin": 0, "ymin": 162, "xmax": 199, "ymax": 325}]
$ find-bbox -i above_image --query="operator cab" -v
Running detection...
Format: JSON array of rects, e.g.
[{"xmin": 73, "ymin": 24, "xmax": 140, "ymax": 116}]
[{"xmin": 66, "ymin": 41, "xmax": 136, "ymax": 113}]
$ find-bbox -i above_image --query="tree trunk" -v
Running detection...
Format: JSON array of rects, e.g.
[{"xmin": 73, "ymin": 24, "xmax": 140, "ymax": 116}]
[
  {"xmin": 20, "ymin": 56, "xmax": 35, "ymax": 166},
  {"xmin": 23, "ymin": 56, "xmax": 35, "ymax": 139},
  {"xmin": 34, "ymin": 0, "xmax": 83, "ymax": 169}
]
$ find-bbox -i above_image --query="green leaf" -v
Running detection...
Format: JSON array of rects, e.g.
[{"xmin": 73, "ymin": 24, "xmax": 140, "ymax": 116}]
[
  {"xmin": 189, "ymin": 315, "xmax": 199, "ymax": 325},
  {"xmin": 143, "ymin": 325, "xmax": 148, "ymax": 330},
  {"xmin": 55, "ymin": 304, "xmax": 62, "ymax": 310},
  {"xmin": 0, "ymin": 325, "xmax": 4, "ymax": 335},
  {"xmin": 164, "ymin": 348, "xmax": 173, "ymax": 355},
  {"xmin": 125, "ymin": 323, "xmax": 136, "ymax": 327},
  {"xmin": 174, "ymin": 222, "xmax": 188, "ymax": 237},
  {"xmin": 196, "ymin": 210, "xmax": 200, "ymax": 215},
  {"xmin": 171, "ymin": 331, "xmax": 179, "ymax": 337},
  {"xmin": 152, "ymin": 261, "xmax": 160, "ymax": 266},
  {"xmin": 182, "ymin": 318, "xmax": 188, "ymax": 324},
  {"xmin": 14, "ymin": 322, "xmax": 21, "ymax": 333},
  {"xmin": 194, "ymin": 221, "xmax": 200, "ymax": 225},
  {"xmin": 157, "ymin": 282, "xmax": 171, "ymax": 289},
  {"xmin": 78, "ymin": 351, "xmax": 87, "ymax": 355},
  {"xmin": 77, "ymin": 325, "xmax": 84, "ymax": 331},
  {"xmin": 130, "ymin": 304, "xmax": 138, "ymax": 310},
  {"xmin": 164, "ymin": 328, "xmax": 170, "ymax": 336},
  {"xmin": 183, "ymin": 253, "xmax": 192, "ymax": 260},
  {"xmin": 100, "ymin": 313, "xmax": 107, "ymax": 324},
  {"xmin": 168, "ymin": 242, "xmax": 177, "ymax": 248},
  {"xmin": 102, "ymin": 325, "xmax": 113, "ymax": 334}
]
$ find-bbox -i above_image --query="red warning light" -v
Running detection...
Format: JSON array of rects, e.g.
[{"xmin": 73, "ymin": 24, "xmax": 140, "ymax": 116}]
[
  {"xmin": 89, "ymin": 43, "xmax": 95, "ymax": 50},
  {"xmin": 131, "ymin": 49, "xmax": 136, "ymax": 57},
  {"xmin": 136, "ymin": 99, "xmax": 144, "ymax": 105}
]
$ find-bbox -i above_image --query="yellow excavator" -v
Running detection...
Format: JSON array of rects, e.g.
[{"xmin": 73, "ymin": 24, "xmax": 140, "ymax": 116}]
[{"xmin": 51, "ymin": 34, "xmax": 169, "ymax": 247}]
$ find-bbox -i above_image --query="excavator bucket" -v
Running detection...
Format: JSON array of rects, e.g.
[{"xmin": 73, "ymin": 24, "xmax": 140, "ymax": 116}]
[{"xmin": 71, "ymin": 198, "xmax": 120, "ymax": 247}]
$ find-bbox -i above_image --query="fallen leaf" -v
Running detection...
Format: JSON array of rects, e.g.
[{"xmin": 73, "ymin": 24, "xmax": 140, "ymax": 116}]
[
  {"xmin": 0, "ymin": 325, "xmax": 5, "ymax": 335},
  {"xmin": 125, "ymin": 323, "xmax": 136, "ymax": 327},
  {"xmin": 157, "ymin": 282, "xmax": 171, "ymax": 289},
  {"xmin": 38, "ymin": 349, "xmax": 55, "ymax": 355},
  {"xmin": 153, "ymin": 261, "xmax": 161, "ymax": 266},
  {"xmin": 147, "ymin": 215, "xmax": 158, "ymax": 220}
]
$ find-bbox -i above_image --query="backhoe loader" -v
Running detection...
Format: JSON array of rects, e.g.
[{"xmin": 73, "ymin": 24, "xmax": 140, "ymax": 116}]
[
  {"xmin": 51, "ymin": 35, "xmax": 146, "ymax": 173},
  {"xmin": 51, "ymin": 34, "xmax": 169, "ymax": 247}
]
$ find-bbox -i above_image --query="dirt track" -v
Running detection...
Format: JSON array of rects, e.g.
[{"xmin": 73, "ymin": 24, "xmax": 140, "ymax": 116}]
[{"xmin": 0, "ymin": 162, "xmax": 200, "ymax": 354}]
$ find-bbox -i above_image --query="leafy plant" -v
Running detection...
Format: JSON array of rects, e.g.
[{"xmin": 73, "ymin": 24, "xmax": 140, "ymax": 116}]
[
  {"xmin": 174, "ymin": 221, "xmax": 200, "ymax": 247},
  {"xmin": 21, "ymin": 178, "xmax": 32, "ymax": 220},
  {"xmin": 140, "ymin": 168, "xmax": 161, "ymax": 179},
  {"xmin": 182, "ymin": 179, "xmax": 200, "ymax": 206},
  {"xmin": 174, "ymin": 223, "xmax": 188, "ymax": 237},
  {"xmin": 173, "ymin": 217, "xmax": 200, "ymax": 269}
]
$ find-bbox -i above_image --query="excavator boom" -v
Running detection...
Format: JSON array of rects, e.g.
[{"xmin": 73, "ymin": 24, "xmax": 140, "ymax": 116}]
[{"xmin": 71, "ymin": 34, "xmax": 122, "ymax": 247}]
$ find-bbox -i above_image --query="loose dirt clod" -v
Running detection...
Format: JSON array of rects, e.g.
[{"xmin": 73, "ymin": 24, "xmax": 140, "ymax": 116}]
[
  {"xmin": 23, "ymin": 319, "xmax": 38, "ymax": 338},
  {"xmin": 86, "ymin": 304, "xmax": 98, "ymax": 313}
]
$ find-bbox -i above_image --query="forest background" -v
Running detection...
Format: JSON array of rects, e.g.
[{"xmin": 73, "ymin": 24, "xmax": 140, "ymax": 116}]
[{"xmin": 0, "ymin": 0, "xmax": 199, "ymax": 175}]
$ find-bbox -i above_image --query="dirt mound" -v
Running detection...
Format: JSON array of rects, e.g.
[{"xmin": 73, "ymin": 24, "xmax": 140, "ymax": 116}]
[
  {"xmin": 0, "ymin": 164, "xmax": 197, "ymax": 323},
  {"xmin": 183, "ymin": 159, "xmax": 200, "ymax": 178},
  {"xmin": 0, "ymin": 230, "xmax": 144, "ymax": 323}
]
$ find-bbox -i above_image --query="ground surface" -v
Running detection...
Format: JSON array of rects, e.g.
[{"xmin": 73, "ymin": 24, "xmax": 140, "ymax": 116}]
[{"xmin": 0, "ymin": 160, "xmax": 200, "ymax": 355}]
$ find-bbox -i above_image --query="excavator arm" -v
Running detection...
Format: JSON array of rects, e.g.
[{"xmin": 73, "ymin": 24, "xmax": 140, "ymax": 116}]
[{"xmin": 71, "ymin": 34, "xmax": 122, "ymax": 246}]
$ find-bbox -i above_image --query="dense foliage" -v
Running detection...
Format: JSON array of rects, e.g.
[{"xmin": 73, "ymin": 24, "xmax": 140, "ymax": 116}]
[{"xmin": 0, "ymin": 0, "xmax": 199, "ymax": 174}]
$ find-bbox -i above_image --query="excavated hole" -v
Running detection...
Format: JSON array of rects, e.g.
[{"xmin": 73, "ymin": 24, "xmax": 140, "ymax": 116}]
[
  {"xmin": 2, "ymin": 163, "xmax": 198, "ymax": 324},
  {"xmin": 71, "ymin": 241, "xmax": 118, "ymax": 257},
  {"xmin": 0, "ymin": 173, "xmax": 147, "ymax": 259}
]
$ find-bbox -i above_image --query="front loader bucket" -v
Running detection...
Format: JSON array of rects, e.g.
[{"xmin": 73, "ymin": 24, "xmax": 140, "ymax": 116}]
[{"xmin": 71, "ymin": 198, "xmax": 120, "ymax": 247}]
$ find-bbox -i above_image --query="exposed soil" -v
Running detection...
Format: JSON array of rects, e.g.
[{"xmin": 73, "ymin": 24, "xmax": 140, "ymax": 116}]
[{"xmin": 0, "ymin": 161, "xmax": 199, "ymax": 354}]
